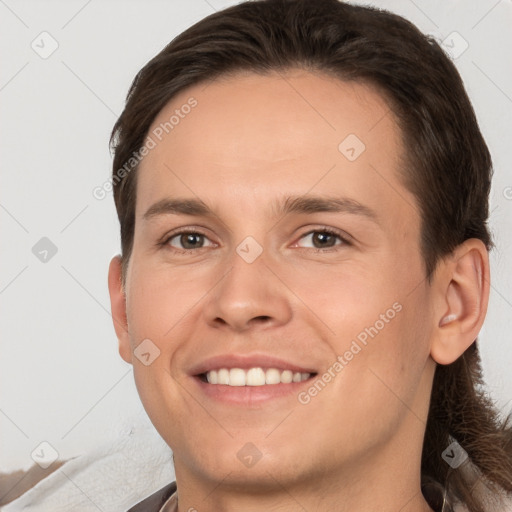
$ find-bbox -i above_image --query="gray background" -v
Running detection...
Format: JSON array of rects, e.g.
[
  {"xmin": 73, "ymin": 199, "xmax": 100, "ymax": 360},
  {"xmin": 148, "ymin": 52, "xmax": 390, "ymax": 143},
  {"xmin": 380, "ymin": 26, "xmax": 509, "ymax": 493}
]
[{"xmin": 1, "ymin": 0, "xmax": 511, "ymax": 472}]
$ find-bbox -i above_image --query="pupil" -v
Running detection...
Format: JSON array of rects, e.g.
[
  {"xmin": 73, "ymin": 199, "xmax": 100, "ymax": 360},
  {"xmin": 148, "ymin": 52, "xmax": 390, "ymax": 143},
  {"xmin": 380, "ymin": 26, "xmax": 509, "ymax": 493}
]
[
  {"xmin": 313, "ymin": 232, "xmax": 335, "ymax": 248},
  {"xmin": 181, "ymin": 233, "xmax": 203, "ymax": 249}
]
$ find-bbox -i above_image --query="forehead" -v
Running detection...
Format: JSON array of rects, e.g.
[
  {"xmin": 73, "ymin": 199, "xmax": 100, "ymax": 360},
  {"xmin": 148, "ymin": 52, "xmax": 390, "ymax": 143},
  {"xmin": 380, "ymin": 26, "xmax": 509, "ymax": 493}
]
[{"xmin": 136, "ymin": 69, "xmax": 417, "ymax": 228}]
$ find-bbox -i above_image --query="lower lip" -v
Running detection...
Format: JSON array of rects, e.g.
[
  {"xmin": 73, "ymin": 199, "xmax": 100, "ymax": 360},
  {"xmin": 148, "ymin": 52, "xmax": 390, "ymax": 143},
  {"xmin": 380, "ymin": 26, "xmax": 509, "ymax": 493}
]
[{"xmin": 192, "ymin": 375, "xmax": 315, "ymax": 406}]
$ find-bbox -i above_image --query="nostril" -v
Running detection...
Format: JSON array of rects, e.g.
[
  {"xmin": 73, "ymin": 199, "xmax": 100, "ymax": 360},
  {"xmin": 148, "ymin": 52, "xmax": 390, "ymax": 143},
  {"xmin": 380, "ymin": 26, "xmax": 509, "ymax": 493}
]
[
  {"xmin": 211, "ymin": 315, "xmax": 273, "ymax": 328},
  {"xmin": 253, "ymin": 315, "xmax": 272, "ymax": 323}
]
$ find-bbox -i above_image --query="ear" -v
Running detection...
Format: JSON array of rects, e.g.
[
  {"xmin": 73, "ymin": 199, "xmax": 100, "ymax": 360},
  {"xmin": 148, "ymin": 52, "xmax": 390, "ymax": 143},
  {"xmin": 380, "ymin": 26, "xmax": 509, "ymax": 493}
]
[
  {"xmin": 108, "ymin": 255, "xmax": 132, "ymax": 364},
  {"xmin": 430, "ymin": 239, "xmax": 490, "ymax": 365}
]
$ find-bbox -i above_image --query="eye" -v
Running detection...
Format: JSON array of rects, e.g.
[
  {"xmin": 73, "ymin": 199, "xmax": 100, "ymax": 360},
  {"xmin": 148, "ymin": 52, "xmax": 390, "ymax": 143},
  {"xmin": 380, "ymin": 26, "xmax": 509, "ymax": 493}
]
[
  {"xmin": 164, "ymin": 231, "xmax": 215, "ymax": 250},
  {"xmin": 295, "ymin": 229, "xmax": 348, "ymax": 249}
]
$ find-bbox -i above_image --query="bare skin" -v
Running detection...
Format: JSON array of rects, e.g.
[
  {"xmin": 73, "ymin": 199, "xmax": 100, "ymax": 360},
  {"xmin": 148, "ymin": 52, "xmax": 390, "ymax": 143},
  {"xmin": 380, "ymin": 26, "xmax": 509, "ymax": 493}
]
[{"xmin": 108, "ymin": 69, "xmax": 489, "ymax": 512}]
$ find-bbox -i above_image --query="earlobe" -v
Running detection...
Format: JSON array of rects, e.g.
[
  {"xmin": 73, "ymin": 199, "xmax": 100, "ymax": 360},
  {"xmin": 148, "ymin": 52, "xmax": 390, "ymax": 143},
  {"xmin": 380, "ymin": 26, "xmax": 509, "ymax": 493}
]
[
  {"xmin": 107, "ymin": 255, "xmax": 132, "ymax": 364},
  {"xmin": 430, "ymin": 239, "xmax": 490, "ymax": 365}
]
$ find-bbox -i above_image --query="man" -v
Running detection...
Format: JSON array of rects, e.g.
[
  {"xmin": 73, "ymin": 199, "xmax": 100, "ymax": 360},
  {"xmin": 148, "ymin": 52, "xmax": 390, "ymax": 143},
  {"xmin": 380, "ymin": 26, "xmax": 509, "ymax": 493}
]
[{"xmin": 107, "ymin": 1, "xmax": 512, "ymax": 510}]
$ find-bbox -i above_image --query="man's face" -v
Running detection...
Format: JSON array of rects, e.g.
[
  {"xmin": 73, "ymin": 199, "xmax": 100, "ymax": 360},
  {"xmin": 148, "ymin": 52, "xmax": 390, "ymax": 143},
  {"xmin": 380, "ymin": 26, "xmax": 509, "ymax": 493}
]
[{"xmin": 118, "ymin": 71, "xmax": 437, "ymax": 489}]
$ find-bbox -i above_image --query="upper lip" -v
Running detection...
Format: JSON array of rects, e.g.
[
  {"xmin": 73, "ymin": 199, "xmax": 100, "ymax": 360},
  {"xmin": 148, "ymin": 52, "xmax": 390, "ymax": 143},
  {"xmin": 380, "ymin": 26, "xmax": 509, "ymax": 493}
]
[{"xmin": 189, "ymin": 353, "xmax": 318, "ymax": 376}]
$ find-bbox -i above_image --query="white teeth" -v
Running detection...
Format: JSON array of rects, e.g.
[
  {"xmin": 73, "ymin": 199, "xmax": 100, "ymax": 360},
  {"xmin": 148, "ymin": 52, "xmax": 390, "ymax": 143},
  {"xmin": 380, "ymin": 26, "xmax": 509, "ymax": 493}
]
[
  {"xmin": 217, "ymin": 369, "xmax": 229, "ymax": 385},
  {"xmin": 246, "ymin": 367, "xmax": 266, "ymax": 386},
  {"xmin": 280, "ymin": 370, "xmax": 293, "ymax": 383},
  {"xmin": 265, "ymin": 368, "xmax": 281, "ymax": 385},
  {"xmin": 229, "ymin": 368, "xmax": 246, "ymax": 386},
  {"xmin": 204, "ymin": 367, "xmax": 311, "ymax": 386}
]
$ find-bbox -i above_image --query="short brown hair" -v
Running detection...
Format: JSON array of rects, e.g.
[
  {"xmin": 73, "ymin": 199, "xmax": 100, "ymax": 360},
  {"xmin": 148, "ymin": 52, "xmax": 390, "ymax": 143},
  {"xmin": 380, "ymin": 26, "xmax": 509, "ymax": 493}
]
[{"xmin": 110, "ymin": 1, "xmax": 512, "ymax": 509}]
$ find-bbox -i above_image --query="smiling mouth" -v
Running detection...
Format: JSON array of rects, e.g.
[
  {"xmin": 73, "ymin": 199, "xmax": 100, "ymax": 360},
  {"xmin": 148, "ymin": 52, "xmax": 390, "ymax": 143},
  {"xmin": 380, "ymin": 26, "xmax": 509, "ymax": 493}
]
[{"xmin": 197, "ymin": 367, "xmax": 318, "ymax": 386}]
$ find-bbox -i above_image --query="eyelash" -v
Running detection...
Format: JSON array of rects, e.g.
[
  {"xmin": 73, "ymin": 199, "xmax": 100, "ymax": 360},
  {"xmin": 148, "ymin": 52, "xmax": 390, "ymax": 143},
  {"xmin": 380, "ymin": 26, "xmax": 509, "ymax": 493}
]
[
  {"xmin": 158, "ymin": 227, "xmax": 352, "ymax": 254},
  {"xmin": 158, "ymin": 228, "xmax": 214, "ymax": 254},
  {"xmin": 294, "ymin": 227, "xmax": 352, "ymax": 252}
]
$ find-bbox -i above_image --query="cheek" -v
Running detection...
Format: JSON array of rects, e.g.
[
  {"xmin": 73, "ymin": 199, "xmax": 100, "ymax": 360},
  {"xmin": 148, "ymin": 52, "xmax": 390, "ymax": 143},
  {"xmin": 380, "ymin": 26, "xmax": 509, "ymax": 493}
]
[
  {"xmin": 297, "ymin": 255, "xmax": 431, "ymax": 404},
  {"xmin": 286, "ymin": 259, "xmax": 400, "ymax": 344},
  {"xmin": 125, "ymin": 258, "xmax": 207, "ymax": 344}
]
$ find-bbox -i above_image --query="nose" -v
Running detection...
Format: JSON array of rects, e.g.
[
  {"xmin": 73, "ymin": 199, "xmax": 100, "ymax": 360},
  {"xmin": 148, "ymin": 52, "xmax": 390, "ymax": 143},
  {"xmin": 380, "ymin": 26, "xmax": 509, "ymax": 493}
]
[{"xmin": 202, "ymin": 249, "xmax": 293, "ymax": 332}]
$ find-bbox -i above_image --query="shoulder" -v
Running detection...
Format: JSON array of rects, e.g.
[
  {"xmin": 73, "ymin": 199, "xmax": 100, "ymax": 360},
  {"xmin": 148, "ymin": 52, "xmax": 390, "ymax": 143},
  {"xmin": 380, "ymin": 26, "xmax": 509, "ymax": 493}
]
[{"xmin": 127, "ymin": 481, "xmax": 177, "ymax": 512}]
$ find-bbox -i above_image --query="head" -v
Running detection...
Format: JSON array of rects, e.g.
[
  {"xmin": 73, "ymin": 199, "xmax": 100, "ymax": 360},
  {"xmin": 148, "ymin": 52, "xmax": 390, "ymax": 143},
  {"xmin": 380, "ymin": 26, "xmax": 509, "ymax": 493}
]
[{"xmin": 108, "ymin": 1, "xmax": 511, "ymax": 510}]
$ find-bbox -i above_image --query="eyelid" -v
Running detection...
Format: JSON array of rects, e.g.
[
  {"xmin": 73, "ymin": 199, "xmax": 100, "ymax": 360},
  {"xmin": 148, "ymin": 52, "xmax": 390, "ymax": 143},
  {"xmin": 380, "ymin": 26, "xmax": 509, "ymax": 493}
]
[
  {"xmin": 291, "ymin": 226, "xmax": 354, "ymax": 248},
  {"xmin": 158, "ymin": 226, "xmax": 217, "ymax": 249},
  {"xmin": 157, "ymin": 225, "xmax": 354, "ymax": 252}
]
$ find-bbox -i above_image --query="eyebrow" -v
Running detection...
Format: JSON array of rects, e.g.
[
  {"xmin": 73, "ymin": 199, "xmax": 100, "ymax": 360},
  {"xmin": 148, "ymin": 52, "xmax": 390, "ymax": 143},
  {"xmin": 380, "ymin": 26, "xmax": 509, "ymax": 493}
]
[
  {"xmin": 143, "ymin": 198, "xmax": 211, "ymax": 220},
  {"xmin": 273, "ymin": 195, "xmax": 378, "ymax": 222},
  {"xmin": 142, "ymin": 195, "xmax": 379, "ymax": 224}
]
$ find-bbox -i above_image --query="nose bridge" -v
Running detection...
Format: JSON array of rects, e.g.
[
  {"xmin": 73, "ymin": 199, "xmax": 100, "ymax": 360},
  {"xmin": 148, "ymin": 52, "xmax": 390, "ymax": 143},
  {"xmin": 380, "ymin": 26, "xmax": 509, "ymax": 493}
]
[
  {"xmin": 225, "ymin": 242, "xmax": 267, "ymax": 300},
  {"xmin": 203, "ymin": 242, "xmax": 292, "ymax": 330}
]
